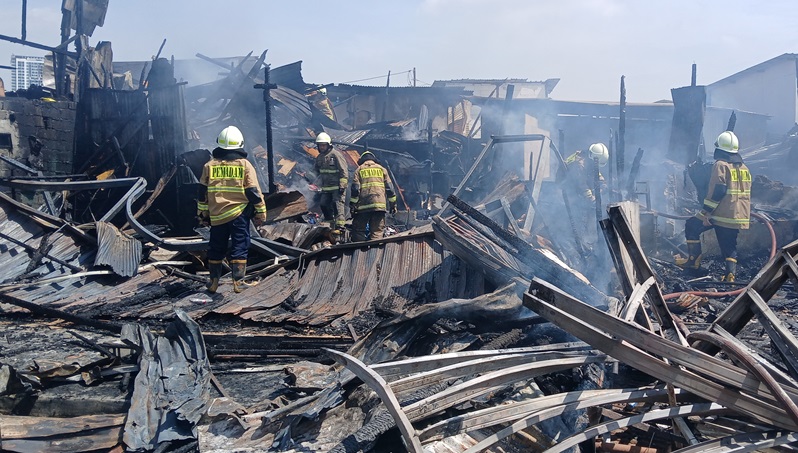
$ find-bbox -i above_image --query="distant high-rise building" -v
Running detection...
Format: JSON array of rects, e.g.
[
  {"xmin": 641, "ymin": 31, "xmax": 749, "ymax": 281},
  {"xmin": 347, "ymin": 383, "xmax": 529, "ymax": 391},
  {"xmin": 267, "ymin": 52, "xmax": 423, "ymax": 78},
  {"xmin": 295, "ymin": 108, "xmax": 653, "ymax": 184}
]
[{"xmin": 10, "ymin": 55, "xmax": 45, "ymax": 91}]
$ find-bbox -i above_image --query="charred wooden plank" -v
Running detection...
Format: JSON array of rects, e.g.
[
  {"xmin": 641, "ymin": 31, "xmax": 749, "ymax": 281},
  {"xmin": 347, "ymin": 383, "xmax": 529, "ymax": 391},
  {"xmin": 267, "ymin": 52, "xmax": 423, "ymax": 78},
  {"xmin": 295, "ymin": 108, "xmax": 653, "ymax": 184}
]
[
  {"xmin": 523, "ymin": 279, "xmax": 798, "ymax": 430},
  {"xmin": 698, "ymin": 240, "xmax": 798, "ymax": 356}
]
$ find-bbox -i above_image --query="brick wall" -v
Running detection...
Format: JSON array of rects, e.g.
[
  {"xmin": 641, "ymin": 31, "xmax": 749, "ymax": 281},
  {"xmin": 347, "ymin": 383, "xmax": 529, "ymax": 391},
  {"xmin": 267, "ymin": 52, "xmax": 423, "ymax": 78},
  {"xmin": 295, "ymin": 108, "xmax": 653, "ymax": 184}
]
[{"xmin": 0, "ymin": 98, "xmax": 76, "ymax": 178}]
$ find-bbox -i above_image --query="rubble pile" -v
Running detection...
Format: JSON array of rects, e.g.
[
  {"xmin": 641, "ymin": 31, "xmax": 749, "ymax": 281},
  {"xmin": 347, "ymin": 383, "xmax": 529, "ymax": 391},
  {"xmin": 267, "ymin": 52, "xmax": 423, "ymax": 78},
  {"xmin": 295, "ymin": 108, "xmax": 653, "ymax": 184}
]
[{"xmin": 1, "ymin": 2, "xmax": 798, "ymax": 453}]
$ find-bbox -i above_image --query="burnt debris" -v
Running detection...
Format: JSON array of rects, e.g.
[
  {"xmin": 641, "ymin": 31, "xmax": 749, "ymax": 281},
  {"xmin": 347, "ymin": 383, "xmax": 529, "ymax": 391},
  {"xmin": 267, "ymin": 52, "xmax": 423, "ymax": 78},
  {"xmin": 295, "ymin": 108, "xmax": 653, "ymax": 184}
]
[{"xmin": 1, "ymin": 3, "xmax": 798, "ymax": 453}]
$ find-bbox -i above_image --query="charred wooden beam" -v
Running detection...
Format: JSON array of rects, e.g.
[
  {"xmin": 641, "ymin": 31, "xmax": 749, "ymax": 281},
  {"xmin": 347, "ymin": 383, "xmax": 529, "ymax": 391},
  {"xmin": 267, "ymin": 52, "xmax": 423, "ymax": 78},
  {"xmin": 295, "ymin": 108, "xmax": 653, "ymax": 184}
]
[
  {"xmin": 446, "ymin": 194, "xmax": 530, "ymax": 254},
  {"xmin": 0, "ymin": 293, "xmax": 123, "ymax": 334},
  {"xmin": 523, "ymin": 279, "xmax": 798, "ymax": 430},
  {"xmin": 696, "ymin": 240, "xmax": 798, "ymax": 360}
]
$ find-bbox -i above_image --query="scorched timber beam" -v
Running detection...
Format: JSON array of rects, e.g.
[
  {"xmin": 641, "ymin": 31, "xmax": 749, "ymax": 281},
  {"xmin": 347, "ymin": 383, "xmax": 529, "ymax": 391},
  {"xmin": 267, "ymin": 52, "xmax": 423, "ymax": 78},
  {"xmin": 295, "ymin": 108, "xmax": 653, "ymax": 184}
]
[{"xmin": 523, "ymin": 279, "xmax": 798, "ymax": 431}]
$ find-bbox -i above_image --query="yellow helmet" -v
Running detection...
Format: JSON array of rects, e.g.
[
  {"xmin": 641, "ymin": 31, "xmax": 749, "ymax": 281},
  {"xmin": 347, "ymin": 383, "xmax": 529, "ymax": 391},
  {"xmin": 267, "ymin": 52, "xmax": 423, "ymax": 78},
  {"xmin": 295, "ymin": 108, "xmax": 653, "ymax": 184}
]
[
  {"xmin": 216, "ymin": 126, "xmax": 244, "ymax": 150},
  {"xmin": 715, "ymin": 131, "xmax": 739, "ymax": 153},
  {"xmin": 588, "ymin": 143, "xmax": 609, "ymax": 167}
]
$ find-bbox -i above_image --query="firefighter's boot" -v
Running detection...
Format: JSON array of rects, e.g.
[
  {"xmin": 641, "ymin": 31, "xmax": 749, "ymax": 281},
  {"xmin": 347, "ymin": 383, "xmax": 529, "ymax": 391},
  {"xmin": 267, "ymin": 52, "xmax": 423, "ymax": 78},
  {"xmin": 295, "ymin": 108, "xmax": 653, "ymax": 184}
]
[
  {"xmin": 722, "ymin": 258, "xmax": 737, "ymax": 282},
  {"xmin": 230, "ymin": 259, "xmax": 247, "ymax": 293},
  {"xmin": 207, "ymin": 259, "xmax": 224, "ymax": 294},
  {"xmin": 675, "ymin": 240, "xmax": 703, "ymax": 270}
]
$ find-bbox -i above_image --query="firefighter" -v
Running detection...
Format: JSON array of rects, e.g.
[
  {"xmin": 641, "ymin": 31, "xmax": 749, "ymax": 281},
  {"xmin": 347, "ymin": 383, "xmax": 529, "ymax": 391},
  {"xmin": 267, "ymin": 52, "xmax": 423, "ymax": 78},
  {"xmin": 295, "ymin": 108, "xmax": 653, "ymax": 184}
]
[
  {"xmin": 563, "ymin": 143, "xmax": 608, "ymax": 203},
  {"xmin": 197, "ymin": 126, "xmax": 267, "ymax": 293},
  {"xmin": 677, "ymin": 131, "xmax": 751, "ymax": 281},
  {"xmin": 313, "ymin": 132, "xmax": 348, "ymax": 234},
  {"xmin": 350, "ymin": 150, "xmax": 397, "ymax": 242}
]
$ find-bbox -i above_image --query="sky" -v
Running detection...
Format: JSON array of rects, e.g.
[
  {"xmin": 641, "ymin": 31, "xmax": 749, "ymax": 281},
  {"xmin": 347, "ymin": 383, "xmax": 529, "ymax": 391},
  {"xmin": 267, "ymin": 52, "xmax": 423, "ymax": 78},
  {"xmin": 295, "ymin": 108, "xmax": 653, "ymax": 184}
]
[{"xmin": 2, "ymin": 0, "xmax": 798, "ymax": 102}]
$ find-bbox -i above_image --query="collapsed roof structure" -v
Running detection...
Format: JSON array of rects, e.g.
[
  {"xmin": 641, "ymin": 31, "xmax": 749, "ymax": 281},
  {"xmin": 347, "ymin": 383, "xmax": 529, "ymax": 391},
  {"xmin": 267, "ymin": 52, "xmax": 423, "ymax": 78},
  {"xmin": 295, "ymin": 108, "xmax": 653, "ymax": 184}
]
[{"xmin": 1, "ymin": 2, "xmax": 798, "ymax": 452}]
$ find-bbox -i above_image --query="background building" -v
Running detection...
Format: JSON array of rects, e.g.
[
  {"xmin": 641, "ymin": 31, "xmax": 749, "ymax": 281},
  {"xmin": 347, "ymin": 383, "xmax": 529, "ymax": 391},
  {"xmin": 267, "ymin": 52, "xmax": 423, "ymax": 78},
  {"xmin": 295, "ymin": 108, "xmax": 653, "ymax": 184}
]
[{"xmin": 10, "ymin": 55, "xmax": 45, "ymax": 91}]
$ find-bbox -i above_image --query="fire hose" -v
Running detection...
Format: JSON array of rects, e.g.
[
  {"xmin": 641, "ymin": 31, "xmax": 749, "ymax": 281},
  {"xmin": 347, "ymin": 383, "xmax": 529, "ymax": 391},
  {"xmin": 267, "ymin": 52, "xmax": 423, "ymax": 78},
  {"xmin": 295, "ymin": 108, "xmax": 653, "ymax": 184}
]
[{"xmin": 644, "ymin": 209, "xmax": 777, "ymax": 300}]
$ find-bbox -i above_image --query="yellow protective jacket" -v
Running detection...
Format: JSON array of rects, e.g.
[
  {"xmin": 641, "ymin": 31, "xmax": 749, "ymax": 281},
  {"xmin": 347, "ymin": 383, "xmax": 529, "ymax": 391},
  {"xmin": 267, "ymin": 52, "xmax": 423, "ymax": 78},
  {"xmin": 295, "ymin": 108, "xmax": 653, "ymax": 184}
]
[
  {"xmin": 198, "ymin": 148, "xmax": 267, "ymax": 226},
  {"xmin": 697, "ymin": 158, "xmax": 751, "ymax": 229},
  {"xmin": 314, "ymin": 149, "xmax": 348, "ymax": 192},
  {"xmin": 351, "ymin": 160, "xmax": 396, "ymax": 212}
]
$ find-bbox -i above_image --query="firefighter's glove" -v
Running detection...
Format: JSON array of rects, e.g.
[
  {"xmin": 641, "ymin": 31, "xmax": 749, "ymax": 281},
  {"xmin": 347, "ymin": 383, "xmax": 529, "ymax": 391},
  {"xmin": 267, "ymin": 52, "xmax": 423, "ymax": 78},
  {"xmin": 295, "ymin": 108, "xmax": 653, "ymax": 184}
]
[
  {"xmin": 339, "ymin": 186, "xmax": 346, "ymax": 195},
  {"xmin": 349, "ymin": 203, "xmax": 357, "ymax": 216},
  {"xmin": 197, "ymin": 210, "xmax": 210, "ymax": 227},
  {"xmin": 696, "ymin": 210, "xmax": 712, "ymax": 227},
  {"xmin": 390, "ymin": 203, "xmax": 397, "ymax": 214},
  {"xmin": 253, "ymin": 214, "xmax": 266, "ymax": 227}
]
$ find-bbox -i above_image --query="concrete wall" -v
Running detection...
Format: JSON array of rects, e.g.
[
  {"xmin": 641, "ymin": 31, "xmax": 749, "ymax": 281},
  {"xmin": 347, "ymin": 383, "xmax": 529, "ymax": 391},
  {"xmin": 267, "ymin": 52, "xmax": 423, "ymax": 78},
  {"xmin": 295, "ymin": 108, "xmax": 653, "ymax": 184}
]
[
  {"xmin": 707, "ymin": 56, "xmax": 797, "ymax": 139},
  {"xmin": 0, "ymin": 98, "xmax": 76, "ymax": 177}
]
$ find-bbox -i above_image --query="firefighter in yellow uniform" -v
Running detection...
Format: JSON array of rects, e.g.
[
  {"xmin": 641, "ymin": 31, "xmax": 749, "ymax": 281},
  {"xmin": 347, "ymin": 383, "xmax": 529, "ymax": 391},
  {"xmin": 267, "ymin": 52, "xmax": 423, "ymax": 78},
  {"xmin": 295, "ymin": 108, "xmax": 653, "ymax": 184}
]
[
  {"xmin": 197, "ymin": 126, "xmax": 267, "ymax": 293},
  {"xmin": 677, "ymin": 131, "xmax": 751, "ymax": 281},
  {"xmin": 350, "ymin": 151, "xmax": 397, "ymax": 242},
  {"xmin": 313, "ymin": 132, "xmax": 348, "ymax": 232}
]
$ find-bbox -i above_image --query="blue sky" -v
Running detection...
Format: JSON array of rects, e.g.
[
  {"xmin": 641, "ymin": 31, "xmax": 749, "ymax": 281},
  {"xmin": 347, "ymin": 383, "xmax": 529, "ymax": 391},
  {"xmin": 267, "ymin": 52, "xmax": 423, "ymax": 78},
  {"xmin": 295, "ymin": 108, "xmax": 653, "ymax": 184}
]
[{"xmin": 2, "ymin": 0, "xmax": 798, "ymax": 102}]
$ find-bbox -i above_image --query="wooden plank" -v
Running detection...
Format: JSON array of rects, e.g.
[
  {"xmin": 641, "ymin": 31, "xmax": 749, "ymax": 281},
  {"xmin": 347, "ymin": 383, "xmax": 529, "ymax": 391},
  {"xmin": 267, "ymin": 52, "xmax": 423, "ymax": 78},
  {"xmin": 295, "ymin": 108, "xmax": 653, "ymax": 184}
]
[
  {"xmin": 608, "ymin": 206, "xmax": 686, "ymax": 346},
  {"xmin": 499, "ymin": 197, "xmax": 521, "ymax": 236},
  {"xmin": 698, "ymin": 250, "xmax": 793, "ymax": 355},
  {"xmin": 0, "ymin": 414, "xmax": 124, "ymax": 438},
  {"xmin": 748, "ymin": 289, "xmax": 798, "ymax": 379},
  {"xmin": 527, "ymin": 278, "xmax": 798, "ymax": 402},
  {"xmin": 621, "ymin": 276, "xmax": 656, "ymax": 322},
  {"xmin": 522, "ymin": 283, "xmax": 798, "ymax": 430}
]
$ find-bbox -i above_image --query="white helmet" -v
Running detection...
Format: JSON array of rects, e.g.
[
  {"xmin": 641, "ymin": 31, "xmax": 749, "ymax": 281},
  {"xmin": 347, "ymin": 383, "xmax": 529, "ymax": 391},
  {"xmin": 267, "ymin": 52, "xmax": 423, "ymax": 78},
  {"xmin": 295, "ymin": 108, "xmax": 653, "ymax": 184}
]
[
  {"xmin": 315, "ymin": 132, "xmax": 332, "ymax": 145},
  {"xmin": 588, "ymin": 143, "xmax": 609, "ymax": 167},
  {"xmin": 715, "ymin": 131, "xmax": 739, "ymax": 153},
  {"xmin": 217, "ymin": 126, "xmax": 244, "ymax": 150}
]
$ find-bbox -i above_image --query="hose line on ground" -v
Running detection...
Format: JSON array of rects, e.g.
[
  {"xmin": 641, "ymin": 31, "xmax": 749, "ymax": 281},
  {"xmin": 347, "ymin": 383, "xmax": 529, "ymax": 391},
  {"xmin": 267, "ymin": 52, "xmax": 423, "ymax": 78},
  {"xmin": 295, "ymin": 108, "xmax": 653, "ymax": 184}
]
[{"xmin": 643, "ymin": 210, "xmax": 777, "ymax": 301}]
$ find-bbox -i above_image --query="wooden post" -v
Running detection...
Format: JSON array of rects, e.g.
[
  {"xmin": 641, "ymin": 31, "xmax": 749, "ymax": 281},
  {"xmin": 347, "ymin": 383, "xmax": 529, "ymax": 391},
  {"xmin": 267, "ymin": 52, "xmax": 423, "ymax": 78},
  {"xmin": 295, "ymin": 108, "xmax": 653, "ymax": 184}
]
[
  {"xmin": 618, "ymin": 76, "xmax": 627, "ymax": 184},
  {"xmin": 263, "ymin": 65, "xmax": 276, "ymax": 194}
]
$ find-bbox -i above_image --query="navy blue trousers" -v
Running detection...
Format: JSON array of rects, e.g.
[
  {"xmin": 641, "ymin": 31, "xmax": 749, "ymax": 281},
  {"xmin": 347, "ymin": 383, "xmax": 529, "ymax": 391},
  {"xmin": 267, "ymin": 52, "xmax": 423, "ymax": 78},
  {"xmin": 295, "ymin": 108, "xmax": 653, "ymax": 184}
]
[
  {"xmin": 685, "ymin": 216, "xmax": 739, "ymax": 261},
  {"xmin": 208, "ymin": 214, "xmax": 250, "ymax": 261}
]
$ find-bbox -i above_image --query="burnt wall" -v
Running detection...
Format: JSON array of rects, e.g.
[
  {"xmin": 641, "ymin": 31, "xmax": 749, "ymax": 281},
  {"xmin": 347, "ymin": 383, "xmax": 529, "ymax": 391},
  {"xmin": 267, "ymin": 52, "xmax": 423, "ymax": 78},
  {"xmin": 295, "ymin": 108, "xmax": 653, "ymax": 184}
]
[{"xmin": 0, "ymin": 98, "xmax": 76, "ymax": 177}]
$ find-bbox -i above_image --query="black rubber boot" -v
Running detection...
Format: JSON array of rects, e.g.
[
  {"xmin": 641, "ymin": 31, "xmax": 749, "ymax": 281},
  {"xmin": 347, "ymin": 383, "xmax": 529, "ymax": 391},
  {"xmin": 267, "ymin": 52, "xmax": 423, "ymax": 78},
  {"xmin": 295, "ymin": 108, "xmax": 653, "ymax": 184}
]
[
  {"xmin": 230, "ymin": 259, "xmax": 247, "ymax": 293},
  {"xmin": 722, "ymin": 258, "xmax": 737, "ymax": 282},
  {"xmin": 207, "ymin": 259, "xmax": 224, "ymax": 293},
  {"xmin": 676, "ymin": 240, "xmax": 703, "ymax": 270}
]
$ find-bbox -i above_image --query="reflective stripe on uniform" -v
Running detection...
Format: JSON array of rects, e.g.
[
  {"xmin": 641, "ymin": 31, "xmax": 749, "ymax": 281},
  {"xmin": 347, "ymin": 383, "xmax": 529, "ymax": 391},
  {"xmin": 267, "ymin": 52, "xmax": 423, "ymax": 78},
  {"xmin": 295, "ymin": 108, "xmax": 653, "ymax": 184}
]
[
  {"xmin": 197, "ymin": 202, "xmax": 208, "ymax": 210},
  {"xmin": 321, "ymin": 186, "xmax": 339, "ymax": 192},
  {"xmin": 710, "ymin": 215, "xmax": 749, "ymax": 225},
  {"xmin": 210, "ymin": 204, "xmax": 246, "ymax": 223},
  {"xmin": 360, "ymin": 181, "xmax": 385, "ymax": 188},
  {"xmin": 208, "ymin": 186, "xmax": 245, "ymax": 193},
  {"xmin": 350, "ymin": 197, "xmax": 359, "ymax": 203},
  {"xmin": 387, "ymin": 196, "xmax": 397, "ymax": 203},
  {"xmin": 255, "ymin": 205, "xmax": 267, "ymax": 213},
  {"xmin": 320, "ymin": 169, "xmax": 338, "ymax": 174},
  {"xmin": 703, "ymin": 199, "xmax": 719, "ymax": 208},
  {"xmin": 358, "ymin": 202, "xmax": 386, "ymax": 210}
]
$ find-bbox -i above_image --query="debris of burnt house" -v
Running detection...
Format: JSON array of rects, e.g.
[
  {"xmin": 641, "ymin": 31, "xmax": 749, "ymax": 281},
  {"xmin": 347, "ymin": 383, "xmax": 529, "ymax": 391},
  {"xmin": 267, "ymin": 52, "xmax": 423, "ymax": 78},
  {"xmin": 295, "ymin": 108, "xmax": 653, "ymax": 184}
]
[{"xmin": 3, "ymin": 2, "xmax": 798, "ymax": 452}]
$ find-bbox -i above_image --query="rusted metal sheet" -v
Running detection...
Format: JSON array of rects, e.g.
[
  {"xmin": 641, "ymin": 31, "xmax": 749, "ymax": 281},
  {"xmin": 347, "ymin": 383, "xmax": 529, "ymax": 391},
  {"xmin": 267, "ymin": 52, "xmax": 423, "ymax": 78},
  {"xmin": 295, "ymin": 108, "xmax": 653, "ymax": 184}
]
[
  {"xmin": 214, "ymin": 233, "xmax": 485, "ymax": 326},
  {"xmin": 94, "ymin": 221, "xmax": 142, "ymax": 277}
]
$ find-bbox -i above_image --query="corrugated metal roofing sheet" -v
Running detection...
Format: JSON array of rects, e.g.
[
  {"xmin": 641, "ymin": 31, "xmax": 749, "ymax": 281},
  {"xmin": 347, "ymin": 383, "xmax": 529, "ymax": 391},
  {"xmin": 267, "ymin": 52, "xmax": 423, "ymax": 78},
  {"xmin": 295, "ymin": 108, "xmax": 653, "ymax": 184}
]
[
  {"xmin": 94, "ymin": 221, "xmax": 142, "ymax": 277},
  {"xmin": 213, "ymin": 234, "xmax": 486, "ymax": 326}
]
